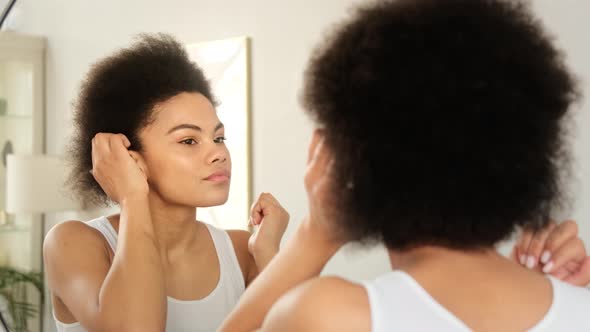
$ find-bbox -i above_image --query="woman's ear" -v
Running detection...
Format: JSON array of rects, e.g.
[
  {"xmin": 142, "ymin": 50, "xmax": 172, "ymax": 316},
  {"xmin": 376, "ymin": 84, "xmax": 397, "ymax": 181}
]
[
  {"xmin": 305, "ymin": 129, "xmax": 334, "ymax": 194},
  {"xmin": 307, "ymin": 128, "xmax": 326, "ymax": 164},
  {"xmin": 128, "ymin": 151, "xmax": 149, "ymax": 179}
]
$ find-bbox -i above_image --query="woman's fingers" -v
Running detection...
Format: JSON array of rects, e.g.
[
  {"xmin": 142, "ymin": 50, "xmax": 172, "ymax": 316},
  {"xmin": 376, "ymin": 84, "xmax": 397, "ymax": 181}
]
[
  {"xmin": 541, "ymin": 220, "xmax": 579, "ymax": 268},
  {"xmin": 89, "ymin": 133, "xmax": 148, "ymax": 202},
  {"xmin": 544, "ymin": 237, "xmax": 586, "ymax": 274},
  {"xmin": 562, "ymin": 257, "xmax": 590, "ymax": 287},
  {"xmin": 523, "ymin": 222, "xmax": 556, "ymax": 269},
  {"xmin": 515, "ymin": 227, "xmax": 535, "ymax": 266},
  {"xmin": 250, "ymin": 193, "xmax": 283, "ymax": 226},
  {"xmin": 513, "ymin": 219, "xmax": 590, "ymax": 287}
]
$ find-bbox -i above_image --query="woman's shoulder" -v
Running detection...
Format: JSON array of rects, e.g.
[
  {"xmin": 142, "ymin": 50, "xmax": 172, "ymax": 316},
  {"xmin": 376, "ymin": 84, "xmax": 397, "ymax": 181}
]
[
  {"xmin": 263, "ymin": 276, "xmax": 371, "ymax": 331},
  {"xmin": 46, "ymin": 219, "xmax": 104, "ymax": 241},
  {"xmin": 43, "ymin": 219, "xmax": 111, "ymax": 259}
]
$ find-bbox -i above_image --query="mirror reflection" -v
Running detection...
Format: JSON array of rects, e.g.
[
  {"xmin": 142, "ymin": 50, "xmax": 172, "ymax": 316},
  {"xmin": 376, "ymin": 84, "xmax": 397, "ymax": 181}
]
[{"xmin": 0, "ymin": 1, "xmax": 589, "ymax": 331}]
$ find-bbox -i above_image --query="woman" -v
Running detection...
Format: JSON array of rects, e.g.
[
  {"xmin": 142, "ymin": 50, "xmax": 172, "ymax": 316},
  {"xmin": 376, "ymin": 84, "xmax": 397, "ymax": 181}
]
[
  {"xmin": 220, "ymin": 0, "xmax": 590, "ymax": 331},
  {"xmin": 43, "ymin": 34, "xmax": 289, "ymax": 332}
]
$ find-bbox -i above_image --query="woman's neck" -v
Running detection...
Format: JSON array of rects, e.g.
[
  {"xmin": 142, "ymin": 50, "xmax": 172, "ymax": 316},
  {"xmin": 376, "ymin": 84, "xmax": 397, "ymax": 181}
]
[
  {"xmin": 388, "ymin": 245, "xmax": 503, "ymax": 272},
  {"xmin": 113, "ymin": 193, "xmax": 205, "ymax": 262}
]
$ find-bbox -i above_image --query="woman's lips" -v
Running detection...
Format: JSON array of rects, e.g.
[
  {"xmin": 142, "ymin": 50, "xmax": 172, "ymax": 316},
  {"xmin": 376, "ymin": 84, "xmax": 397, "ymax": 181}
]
[{"xmin": 204, "ymin": 170, "xmax": 231, "ymax": 182}]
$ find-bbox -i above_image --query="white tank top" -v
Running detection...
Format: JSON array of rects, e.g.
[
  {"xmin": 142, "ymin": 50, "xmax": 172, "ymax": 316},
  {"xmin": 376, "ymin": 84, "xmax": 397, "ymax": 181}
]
[
  {"xmin": 53, "ymin": 216, "xmax": 246, "ymax": 332},
  {"xmin": 363, "ymin": 270, "xmax": 590, "ymax": 331}
]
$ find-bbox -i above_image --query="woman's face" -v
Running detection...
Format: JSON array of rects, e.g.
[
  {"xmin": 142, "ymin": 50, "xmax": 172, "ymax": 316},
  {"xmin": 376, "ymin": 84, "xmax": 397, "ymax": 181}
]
[{"xmin": 138, "ymin": 92, "xmax": 231, "ymax": 208}]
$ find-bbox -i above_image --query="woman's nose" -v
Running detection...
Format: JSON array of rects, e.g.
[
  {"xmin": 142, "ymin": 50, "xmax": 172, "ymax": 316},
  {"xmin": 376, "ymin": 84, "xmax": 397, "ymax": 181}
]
[{"xmin": 208, "ymin": 146, "xmax": 228, "ymax": 165}]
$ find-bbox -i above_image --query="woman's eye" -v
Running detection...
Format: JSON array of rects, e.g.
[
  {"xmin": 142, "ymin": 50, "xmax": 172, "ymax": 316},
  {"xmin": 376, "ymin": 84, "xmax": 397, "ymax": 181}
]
[
  {"xmin": 180, "ymin": 138, "xmax": 197, "ymax": 145},
  {"xmin": 214, "ymin": 137, "xmax": 227, "ymax": 144}
]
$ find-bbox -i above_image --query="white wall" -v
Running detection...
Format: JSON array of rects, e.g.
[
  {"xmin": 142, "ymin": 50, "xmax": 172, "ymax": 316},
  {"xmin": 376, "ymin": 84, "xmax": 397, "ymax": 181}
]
[
  {"xmin": 534, "ymin": 0, "xmax": 590, "ymax": 250},
  {"xmin": 9, "ymin": 0, "xmax": 590, "ymax": 330}
]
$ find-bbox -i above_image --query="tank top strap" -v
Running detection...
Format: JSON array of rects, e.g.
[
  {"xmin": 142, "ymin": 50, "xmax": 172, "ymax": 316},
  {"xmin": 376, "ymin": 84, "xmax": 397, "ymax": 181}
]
[
  {"xmin": 86, "ymin": 216, "xmax": 118, "ymax": 252},
  {"xmin": 203, "ymin": 223, "xmax": 246, "ymax": 296}
]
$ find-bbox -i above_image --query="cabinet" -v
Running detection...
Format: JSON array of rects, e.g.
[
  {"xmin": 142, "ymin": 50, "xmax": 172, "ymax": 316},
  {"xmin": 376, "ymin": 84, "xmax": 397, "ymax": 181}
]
[{"xmin": 0, "ymin": 31, "xmax": 45, "ymax": 332}]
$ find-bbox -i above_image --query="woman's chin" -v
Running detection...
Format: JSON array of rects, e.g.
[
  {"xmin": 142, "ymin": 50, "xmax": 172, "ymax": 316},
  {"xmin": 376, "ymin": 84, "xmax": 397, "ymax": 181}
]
[{"xmin": 192, "ymin": 195, "xmax": 230, "ymax": 208}]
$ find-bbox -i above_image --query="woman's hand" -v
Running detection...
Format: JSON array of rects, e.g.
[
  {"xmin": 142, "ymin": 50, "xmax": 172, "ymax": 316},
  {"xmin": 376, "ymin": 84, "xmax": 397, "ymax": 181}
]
[
  {"xmin": 302, "ymin": 132, "xmax": 346, "ymax": 250},
  {"xmin": 512, "ymin": 220, "xmax": 590, "ymax": 286},
  {"xmin": 90, "ymin": 133, "xmax": 149, "ymax": 203},
  {"xmin": 248, "ymin": 193, "xmax": 290, "ymax": 269}
]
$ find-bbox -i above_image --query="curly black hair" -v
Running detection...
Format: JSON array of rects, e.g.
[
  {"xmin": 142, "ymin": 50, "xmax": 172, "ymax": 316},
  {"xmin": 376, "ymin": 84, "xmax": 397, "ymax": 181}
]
[
  {"xmin": 66, "ymin": 33, "xmax": 216, "ymax": 207},
  {"xmin": 302, "ymin": 0, "xmax": 579, "ymax": 250}
]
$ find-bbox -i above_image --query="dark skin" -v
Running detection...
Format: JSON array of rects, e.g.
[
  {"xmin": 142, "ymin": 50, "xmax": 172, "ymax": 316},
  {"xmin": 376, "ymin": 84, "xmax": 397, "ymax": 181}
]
[{"xmin": 44, "ymin": 92, "xmax": 289, "ymax": 331}]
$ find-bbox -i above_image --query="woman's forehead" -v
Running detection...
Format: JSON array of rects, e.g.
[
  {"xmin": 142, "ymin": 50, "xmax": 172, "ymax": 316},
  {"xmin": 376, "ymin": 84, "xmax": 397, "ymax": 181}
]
[{"xmin": 150, "ymin": 92, "xmax": 220, "ymax": 129}]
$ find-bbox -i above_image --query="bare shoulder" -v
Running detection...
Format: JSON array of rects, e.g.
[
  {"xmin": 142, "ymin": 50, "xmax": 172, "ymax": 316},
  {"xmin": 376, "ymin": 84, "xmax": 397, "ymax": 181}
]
[
  {"xmin": 43, "ymin": 220, "xmax": 109, "ymax": 257},
  {"xmin": 262, "ymin": 276, "xmax": 371, "ymax": 332},
  {"xmin": 43, "ymin": 221, "xmax": 111, "ymax": 294}
]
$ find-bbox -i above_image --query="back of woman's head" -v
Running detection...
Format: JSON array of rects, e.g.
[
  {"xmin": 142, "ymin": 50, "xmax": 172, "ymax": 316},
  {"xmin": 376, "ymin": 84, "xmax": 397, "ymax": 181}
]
[
  {"xmin": 67, "ymin": 33, "xmax": 215, "ymax": 207},
  {"xmin": 303, "ymin": 0, "xmax": 579, "ymax": 250}
]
